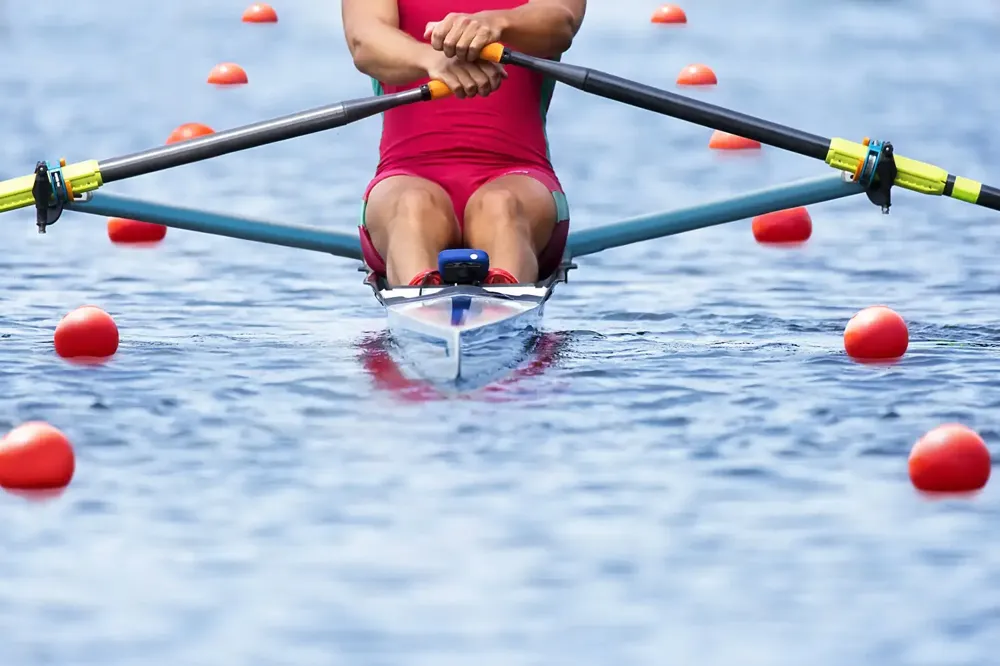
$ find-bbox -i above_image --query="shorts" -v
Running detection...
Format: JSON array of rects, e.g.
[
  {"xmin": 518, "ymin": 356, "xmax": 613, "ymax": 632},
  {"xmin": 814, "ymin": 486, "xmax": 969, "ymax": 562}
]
[{"xmin": 359, "ymin": 164, "xmax": 570, "ymax": 280}]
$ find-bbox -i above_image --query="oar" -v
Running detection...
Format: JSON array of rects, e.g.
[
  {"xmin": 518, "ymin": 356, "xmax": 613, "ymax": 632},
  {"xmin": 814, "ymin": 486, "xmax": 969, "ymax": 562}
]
[
  {"xmin": 0, "ymin": 79, "xmax": 453, "ymax": 232},
  {"xmin": 479, "ymin": 44, "xmax": 1000, "ymax": 214}
]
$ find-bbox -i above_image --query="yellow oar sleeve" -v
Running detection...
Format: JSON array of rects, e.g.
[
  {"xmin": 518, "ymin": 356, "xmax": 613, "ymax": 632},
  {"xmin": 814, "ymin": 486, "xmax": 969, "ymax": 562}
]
[
  {"xmin": 825, "ymin": 137, "xmax": 993, "ymax": 207},
  {"xmin": 0, "ymin": 160, "xmax": 102, "ymax": 213}
]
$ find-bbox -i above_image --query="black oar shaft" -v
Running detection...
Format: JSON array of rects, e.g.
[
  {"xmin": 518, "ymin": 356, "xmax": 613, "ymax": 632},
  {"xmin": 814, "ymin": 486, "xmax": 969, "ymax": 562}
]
[
  {"xmin": 99, "ymin": 85, "xmax": 432, "ymax": 183},
  {"xmin": 499, "ymin": 50, "xmax": 830, "ymax": 161}
]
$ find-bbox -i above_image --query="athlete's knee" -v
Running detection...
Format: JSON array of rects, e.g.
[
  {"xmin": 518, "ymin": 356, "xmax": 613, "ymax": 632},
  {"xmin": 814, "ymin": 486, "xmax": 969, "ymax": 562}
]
[
  {"xmin": 394, "ymin": 187, "xmax": 447, "ymax": 219},
  {"xmin": 470, "ymin": 188, "xmax": 523, "ymax": 221},
  {"xmin": 468, "ymin": 190, "xmax": 533, "ymax": 242},
  {"xmin": 389, "ymin": 188, "xmax": 456, "ymax": 241}
]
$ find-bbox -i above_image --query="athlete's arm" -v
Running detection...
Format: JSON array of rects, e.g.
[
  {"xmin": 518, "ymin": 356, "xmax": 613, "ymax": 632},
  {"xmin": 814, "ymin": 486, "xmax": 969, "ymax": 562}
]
[
  {"xmin": 493, "ymin": 0, "xmax": 586, "ymax": 57},
  {"xmin": 342, "ymin": 0, "xmax": 429, "ymax": 85},
  {"xmin": 343, "ymin": 0, "xmax": 507, "ymax": 97},
  {"xmin": 425, "ymin": 0, "xmax": 586, "ymax": 61}
]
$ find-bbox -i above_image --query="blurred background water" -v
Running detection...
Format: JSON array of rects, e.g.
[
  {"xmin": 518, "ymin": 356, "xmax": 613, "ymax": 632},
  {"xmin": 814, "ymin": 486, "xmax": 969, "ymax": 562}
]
[{"xmin": 2, "ymin": 1, "xmax": 1000, "ymax": 664}]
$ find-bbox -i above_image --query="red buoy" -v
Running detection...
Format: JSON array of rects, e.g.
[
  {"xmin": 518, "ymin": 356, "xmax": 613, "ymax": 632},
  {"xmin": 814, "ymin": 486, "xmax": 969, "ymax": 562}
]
[
  {"xmin": 843, "ymin": 306, "xmax": 908, "ymax": 360},
  {"xmin": 676, "ymin": 64, "xmax": 717, "ymax": 86},
  {"xmin": 166, "ymin": 122, "xmax": 215, "ymax": 145},
  {"xmin": 242, "ymin": 2, "xmax": 278, "ymax": 22},
  {"xmin": 751, "ymin": 207, "xmax": 812, "ymax": 244},
  {"xmin": 207, "ymin": 63, "xmax": 248, "ymax": 85},
  {"xmin": 54, "ymin": 305, "xmax": 119, "ymax": 359},
  {"xmin": 107, "ymin": 218, "xmax": 167, "ymax": 244},
  {"xmin": 0, "ymin": 422, "xmax": 75, "ymax": 490},
  {"xmin": 909, "ymin": 424, "xmax": 991, "ymax": 493},
  {"xmin": 651, "ymin": 4, "xmax": 686, "ymax": 24},
  {"xmin": 709, "ymin": 130, "xmax": 761, "ymax": 151}
]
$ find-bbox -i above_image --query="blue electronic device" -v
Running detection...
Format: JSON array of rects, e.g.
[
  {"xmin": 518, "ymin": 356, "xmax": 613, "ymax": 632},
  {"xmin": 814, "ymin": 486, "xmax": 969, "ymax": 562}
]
[{"xmin": 437, "ymin": 248, "xmax": 490, "ymax": 285}]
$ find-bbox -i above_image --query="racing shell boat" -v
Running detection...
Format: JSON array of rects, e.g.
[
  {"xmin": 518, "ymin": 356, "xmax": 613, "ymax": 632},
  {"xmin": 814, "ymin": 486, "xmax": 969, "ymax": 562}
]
[{"xmin": 367, "ymin": 250, "xmax": 572, "ymax": 382}]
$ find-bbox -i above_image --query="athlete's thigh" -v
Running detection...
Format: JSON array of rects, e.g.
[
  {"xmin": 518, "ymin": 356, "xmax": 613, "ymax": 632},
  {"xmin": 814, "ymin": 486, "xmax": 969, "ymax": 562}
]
[
  {"xmin": 463, "ymin": 174, "xmax": 558, "ymax": 253},
  {"xmin": 364, "ymin": 174, "xmax": 460, "ymax": 251}
]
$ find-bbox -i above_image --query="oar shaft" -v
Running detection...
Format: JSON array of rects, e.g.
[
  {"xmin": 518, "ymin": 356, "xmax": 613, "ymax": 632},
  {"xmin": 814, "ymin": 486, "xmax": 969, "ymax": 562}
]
[
  {"xmin": 479, "ymin": 44, "xmax": 1000, "ymax": 214},
  {"xmin": 100, "ymin": 83, "xmax": 441, "ymax": 183},
  {"xmin": 0, "ymin": 79, "xmax": 452, "ymax": 215},
  {"xmin": 500, "ymin": 50, "xmax": 830, "ymax": 161}
]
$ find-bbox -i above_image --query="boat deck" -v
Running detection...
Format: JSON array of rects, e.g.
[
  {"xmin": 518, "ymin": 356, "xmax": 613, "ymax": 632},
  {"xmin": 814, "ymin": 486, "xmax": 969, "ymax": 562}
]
[{"xmin": 363, "ymin": 262, "xmax": 575, "ymax": 382}]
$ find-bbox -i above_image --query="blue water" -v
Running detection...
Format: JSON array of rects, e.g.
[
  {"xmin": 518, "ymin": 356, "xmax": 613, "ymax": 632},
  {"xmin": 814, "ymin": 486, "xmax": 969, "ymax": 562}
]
[{"xmin": 2, "ymin": 0, "xmax": 1000, "ymax": 663}]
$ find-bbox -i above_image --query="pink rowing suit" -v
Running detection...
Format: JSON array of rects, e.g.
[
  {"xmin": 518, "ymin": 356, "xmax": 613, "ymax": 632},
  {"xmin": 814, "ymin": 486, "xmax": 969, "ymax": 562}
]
[{"xmin": 358, "ymin": 0, "xmax": 570, "ymax": 280}]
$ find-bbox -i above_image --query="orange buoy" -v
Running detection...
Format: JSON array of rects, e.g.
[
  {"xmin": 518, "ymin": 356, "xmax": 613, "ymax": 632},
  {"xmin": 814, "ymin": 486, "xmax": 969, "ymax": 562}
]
[
  {"xmin": 207, "ymin": 63, "xmax": 248, "ymax": 85},
  {"xmin": 709, "ymin": 130, "xmax": 761, "ymax": 150},
  {"xmin": 909, "ymin": 424, "xmax": 991, "ymax": 493},
  {"xmin": 651, "ymin": 4, "xmax": 686, "ymax": 23},
  {"xmin": 107, "ymin": 218, "xmax": 167, "ymax": 244},
  {"xmin": 0, "ymin": 422, "xmax": 75, "ymax": 490},
  {"xmin": 166, "ymin": 122, "xmax": 215, "ymax": 145},
  {"xmin": 843, "ymin": 306, "xmax": 908, "ymax": 360},
  {"xmin": 242, "ymin": 2, "xmax": 278, "ymax": 22},
  {"xmin": 54, "ymin": 305, "xmax": 119, "ymax": 359},
  {"xmin": 751, "ymin": 207, "xmax": 812, "ymax": 244},
  {"xmin": 676, "ymin": 64, "xmax": 717, "ymax": 86}
]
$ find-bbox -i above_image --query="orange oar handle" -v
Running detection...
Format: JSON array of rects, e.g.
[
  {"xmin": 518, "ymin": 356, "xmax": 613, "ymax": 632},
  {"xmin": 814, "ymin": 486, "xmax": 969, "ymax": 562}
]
[
  {"xmin": 423, "ymin": 44, "xmax": 507, "ymax": 100},
  {"xmin": 425, "ymin": 80, "xmax": 452, "ymax": 100},
  {"xmin": 480, "ymin": 43, "xmax": 506, "ymax": 63}
]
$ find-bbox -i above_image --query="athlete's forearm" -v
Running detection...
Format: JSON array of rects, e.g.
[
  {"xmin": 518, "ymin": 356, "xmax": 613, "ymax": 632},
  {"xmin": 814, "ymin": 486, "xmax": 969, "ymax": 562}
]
[
  {"xmin": 483, "ymin": 3, "xmax": 583, "ymax": 58},
  {"xmin": 346, "ymin": 19, "xmax": 434, "ymax": 85}
]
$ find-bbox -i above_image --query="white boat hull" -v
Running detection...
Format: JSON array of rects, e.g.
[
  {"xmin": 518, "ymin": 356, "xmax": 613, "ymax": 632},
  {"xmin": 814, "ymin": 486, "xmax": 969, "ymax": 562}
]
[{"xmin": 367, "ymin": 267, "xmax": 570, "ymax": 383}]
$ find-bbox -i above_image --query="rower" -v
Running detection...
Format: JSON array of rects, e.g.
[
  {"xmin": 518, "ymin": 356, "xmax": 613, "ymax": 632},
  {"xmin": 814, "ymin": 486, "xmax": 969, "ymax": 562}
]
[
  {"xmin": 343, "ymin": 0, "xmax": 586, "ymax": 287},
  {"xmin": 437, "ymin": 248, "xmax": 491, "ymax": 285}
]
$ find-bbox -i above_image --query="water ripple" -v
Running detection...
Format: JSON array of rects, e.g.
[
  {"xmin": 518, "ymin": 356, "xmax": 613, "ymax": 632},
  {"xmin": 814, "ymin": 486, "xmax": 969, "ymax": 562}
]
[{"xmin": 2, "ymin": 0, "xmax": 1000, "ymax": 664}]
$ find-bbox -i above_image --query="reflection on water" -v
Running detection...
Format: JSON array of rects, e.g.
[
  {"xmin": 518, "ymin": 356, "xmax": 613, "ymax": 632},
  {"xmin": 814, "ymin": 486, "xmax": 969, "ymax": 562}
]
[{"xmin": 357, "ymin": 331, "xmax": 570, "ymax": 400}]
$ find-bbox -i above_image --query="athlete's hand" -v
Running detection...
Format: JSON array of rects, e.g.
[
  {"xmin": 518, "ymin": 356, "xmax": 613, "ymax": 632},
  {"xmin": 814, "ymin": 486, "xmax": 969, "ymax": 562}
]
[
  {"xmin": 424, "ymin": 12, "xmax": 504, "ymax": 62},
  {"xmin": 422, "ymin": 50, "xmax": 507, "ymax": 99}
]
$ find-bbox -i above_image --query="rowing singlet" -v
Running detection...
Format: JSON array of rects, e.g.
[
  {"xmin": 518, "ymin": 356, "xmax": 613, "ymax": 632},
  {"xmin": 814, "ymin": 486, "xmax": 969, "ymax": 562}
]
[{"xmin": 374, "ymin": 0, "xmax": 557, "ymax": 173}]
